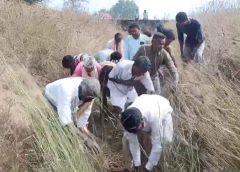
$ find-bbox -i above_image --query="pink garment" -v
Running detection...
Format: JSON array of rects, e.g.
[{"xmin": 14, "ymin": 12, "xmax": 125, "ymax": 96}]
[
  {"xmin": 73, "ymin": 61, "xmax": 102, "ymax": 78},
  {"xmin": 106, "ymin": 39, "xmax": 124, "ymax": 58},
  {"xmin": 73, "ymin": 53, "xmax": 88, "ymax": 68}
]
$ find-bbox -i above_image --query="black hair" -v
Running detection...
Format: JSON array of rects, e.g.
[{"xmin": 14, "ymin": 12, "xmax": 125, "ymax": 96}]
[
  {"xmin": 62, "ymin": 55, "xmax": 74, "ymax": 68},
  {"xmin": 176, "ymin": 12, "xmax": 188, "ymax": 23},
  {"xmin": 114, "ymin": 33, "xmax": 123, "ymax": 43},
  {"xmin": 156, "ymin": 22, "xmax": 165, "ymax": 33},
  {"xmin": 162, "ymin": 29, "xmax": 175, "ymax": 40},
  {"xmin": 128, "ymin": 23, "xmax": 140, "ymax": 30},
  {"xmin": 133, "ymin": 56, "xmax": 151, "ymax": 73},
  {"xmin": 152, "ymin": 32, "xmax": 166, "ymax": 40},
  {"xmin": 142, "ymin": 30, "xmax": 152, "ymax": 37},
  {"xmin": 121, "ymin": 107, "xmax": 143, "ymax": 133},
  {"xmin": 110, "ymin": 51, "xmax": 122, "ymax": 62},
  {"xmin": 114, "ymin": 33, "xmax": 123, "ymax": 50}
]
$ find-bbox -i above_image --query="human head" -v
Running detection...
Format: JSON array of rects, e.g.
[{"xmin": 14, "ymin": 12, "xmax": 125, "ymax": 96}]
[
  {"xmin": 83, "ymin": 56, "xmax": 97, "ymax": 75},
  {"xmin": 78, "ymin": 78, "xmax": 101, "ymax": 103},
  {"xmin": 128, "ymin": 23, "xmax": 141, "ymax": 39},
  {"xmin": 142, "ymin": 28, "xmax": 152, "ymax": 37},
  {"xmin": 132, "ymin": 56, "xmax": 151, "ymax": 77},
  {"xmin": 162, "ymin": 29, "xmax": 175, "ymax": 46},
  {"xmin": 156, "ymin": 22, "xmax": 165, "ymax": 33},
  {"xmin": 151, "ymin": 32, "xmax": 166, "ymax": 52},
  {"xmin": 176, "ymin": 12, "xmax": 188, "ymax": 26},
  {"xmin": 114, "ymin": 33, "xmax": 123, "ymax": 44},
  {"xmin": 144, "ymin": 10, "xmax": 146, "ymax": 13},
  {"xmin": 110, "ymin": 51, "xmax": 122, "ymax": 63},
  {"xmin": 62, "ymin": 55, "xmax": 74, "ymax": 68},
  {"xmin": 121, "ymin": 107, "xmax": 143, "ymax": 134}
]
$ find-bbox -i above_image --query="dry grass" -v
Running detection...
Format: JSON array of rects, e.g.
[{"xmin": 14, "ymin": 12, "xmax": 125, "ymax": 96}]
[
  {"xmin": 0, "ymin": 0, "xmax": 117, "ymax": 171},
  {"xmin": 163, "ymin": 10, "xmax": 240, "ymax": 172},
  {"xmin": 0, "ymin": 0, "xmax": 240, "ymax": 171}
]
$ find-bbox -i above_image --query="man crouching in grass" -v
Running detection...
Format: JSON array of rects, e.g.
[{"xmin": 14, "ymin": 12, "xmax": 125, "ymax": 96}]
[{"xmin": 44, "ymin": 77, "xmax": 101, "ymax": 155}]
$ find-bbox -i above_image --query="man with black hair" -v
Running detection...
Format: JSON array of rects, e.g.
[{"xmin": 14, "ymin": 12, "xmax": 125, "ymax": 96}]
[
  {"xmin": 44, "ymin": 77, "xmax": 101, "ymax": 154},
  {"xmin": 62, "ymin": 54, "xmax": 88, "ymax": 75},
  {"xmin": 124, "ymin": 23, "xmax": 151, "ymax": 60},
  {"xmin": 121, "ymin": 94, "xmax": 173, "ymax": 172},
  {"xmin": 133, "ymin": 32, "xmax": 179, "ymax": 95},
  {"xmin": 176, "ymin": 12, "xmax": 205, "ymax": 63},
  {"xmin": 107, "ymin": 57, "xmax": 154, "ymax": 112}
]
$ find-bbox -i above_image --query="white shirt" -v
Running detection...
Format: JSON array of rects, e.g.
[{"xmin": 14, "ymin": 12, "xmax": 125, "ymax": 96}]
[
  {"xmin": 125, "ymin": 94, "xmax": 173, "ymax": 170},
  {"xmin": 94, "ymin": 49, "xmax": 114, "ymax": 63},
  {"xmin": 107, "ymin": 60, "xmax": 154, "ymax": 94},
  {"xmin": 143, "ymin": 12, "xmax": 148, "ymax": 20},
  {"xmin": 124, "ymin": 34, "xmax": 151, "ymax": 60},
  {"xmin": 44, "ymin": 77, "xmax": 93, "ymax": 128}
]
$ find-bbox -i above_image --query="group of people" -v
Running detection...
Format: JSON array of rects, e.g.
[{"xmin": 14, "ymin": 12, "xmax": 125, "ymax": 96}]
[{"xmin": 43, "ymin": 11, "xmax": 205, "ymax": 172}]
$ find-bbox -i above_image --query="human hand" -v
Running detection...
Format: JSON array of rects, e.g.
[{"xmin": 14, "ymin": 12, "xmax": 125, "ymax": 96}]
[{"xmin": 84, "ymin": 137, "xmax": 101, "ymax": 155}]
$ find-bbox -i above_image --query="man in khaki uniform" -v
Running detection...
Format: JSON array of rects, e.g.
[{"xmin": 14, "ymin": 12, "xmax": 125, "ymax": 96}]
[{"xmin": 133, "ymin": 32, "xmax": 179, "ymax": 95}]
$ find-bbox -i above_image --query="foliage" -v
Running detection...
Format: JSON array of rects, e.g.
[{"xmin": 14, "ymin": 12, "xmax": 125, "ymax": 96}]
[
  {"xmin": 109, "ymin": 0, "xmax": 139, "ymax": 19},
  {"xmin": 24, "ymin": 0, "xmax": 43, "ymax": 4},
  {"xmin": 63, "ymin": 0, "xmax": 88, "ymax": 10}
]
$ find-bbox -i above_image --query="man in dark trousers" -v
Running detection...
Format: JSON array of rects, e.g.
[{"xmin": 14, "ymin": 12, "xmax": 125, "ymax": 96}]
[{"xmin": 176, "ymin": 12, "xmax": 205, "ymax": 63}]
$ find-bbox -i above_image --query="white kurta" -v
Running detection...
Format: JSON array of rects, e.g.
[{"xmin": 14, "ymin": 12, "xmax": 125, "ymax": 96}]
[
  {"xmin": 107, "ymin": 60, "xmax": 154, "ymax": 111},
  {"xmin": 125, "ymin": 94, "xmax": 173, "ymax": 170},
  {"xmin": 44, "ymin": 77, "xmax": 93, "ymax": 128},
  {"xmin": 124, "ymin": 34, "xmax": 151, "ymax": 60}
]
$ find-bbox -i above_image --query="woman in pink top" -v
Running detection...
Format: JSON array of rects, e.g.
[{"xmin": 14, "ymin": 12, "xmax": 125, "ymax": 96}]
[
  {"xmin": 73, "ymin": 56, "xmax": 101, "ymax": 78},
  {"xmin": 106, "ymin": 33, "xmax": 124, "ymax": 58}
]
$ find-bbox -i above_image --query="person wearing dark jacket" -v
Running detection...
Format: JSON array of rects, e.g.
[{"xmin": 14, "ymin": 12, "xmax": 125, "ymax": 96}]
[{"xmin": 176, "ymin": 12, "xmax": 205, "ymax": 63}]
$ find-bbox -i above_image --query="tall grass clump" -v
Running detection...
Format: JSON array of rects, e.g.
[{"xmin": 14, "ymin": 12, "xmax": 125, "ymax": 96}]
[
  {"xmin": 193, "ymin": 0, "xmax": 240, "ymax": 15},
  {"xmin": 1, "ymin": 54, "xmax": 102, "ymax": 171},
  {"xmin": 163, "ymin": 1, "xmax": 240, "ymax": 171},
  {"xmin": 1, "ymin": 0, "xmax": 240, "ymax": 171},
  {"xmin": 0, "ymin": 0, "xmax": 117, "ymax": 85},
  {"xmin": 0, "ymin": 0, "xmax": 118, "ymax": 171}
]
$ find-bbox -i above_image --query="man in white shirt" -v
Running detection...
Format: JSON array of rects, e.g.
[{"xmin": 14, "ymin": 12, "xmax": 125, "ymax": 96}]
[
  {"xmin": 143, "ymin": 10, "xmax": 148, "ymax": 20},
  {"xmin": 124, "ymin": 23, "xmax": 151, "ymax": 60},
  {"xmin": 44, "ymin": 77, "xmax": 101, "ymax": 154},
  {"xmin": 107, "ymin": 56, "xmax": 154, "ymax": 113},
  {"xmin": 121, "ymin": 94, "xmax": 174, "ymax": 172}
]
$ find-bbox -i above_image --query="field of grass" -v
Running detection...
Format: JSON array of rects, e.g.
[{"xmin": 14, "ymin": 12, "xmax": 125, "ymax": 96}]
[{"xmin": 0, "ymin": 0, "xmax": 240, "ymax": 171}]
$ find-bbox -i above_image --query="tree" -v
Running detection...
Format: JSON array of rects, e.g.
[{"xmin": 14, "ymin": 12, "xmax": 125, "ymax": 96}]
[
  {"xmin": 24, "ymin": 0, "xmax": 43, "ymax": 4},
  {"xmin": 109, "ymin": 0, "xmax": 139, "ymax": 20},
  {"xmin": 63, "ymin": 0, "xmax": 88, "ymax": 10}
]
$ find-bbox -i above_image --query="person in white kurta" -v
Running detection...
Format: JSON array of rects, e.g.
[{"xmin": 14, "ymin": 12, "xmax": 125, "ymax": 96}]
[
  {"xmin": 44, "ymin": 77, "xmax": 102, "ymax": 154},
  {"xmin": 107, "ymin": 56, "xmax": 154, "ymax": 112},
  {"xmin": 121, "ymin": 94, "xmax": 174, "ymax": 171},
  {"xmin": 44, "ymin": 77, "xmax": 100, "ymax": 129}
]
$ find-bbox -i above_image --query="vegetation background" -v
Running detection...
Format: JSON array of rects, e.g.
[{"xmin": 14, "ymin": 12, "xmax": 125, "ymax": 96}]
[{"xmin": 0, "ymin": 0, "xmax": 240, "ymax": 171}]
